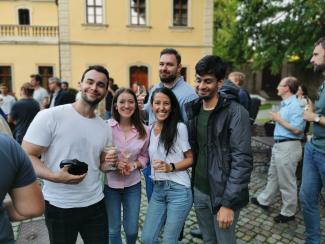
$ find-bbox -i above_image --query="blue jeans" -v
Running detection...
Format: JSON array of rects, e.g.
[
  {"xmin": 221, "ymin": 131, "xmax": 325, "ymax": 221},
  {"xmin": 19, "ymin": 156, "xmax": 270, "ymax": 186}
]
[
  {"xmin": 141, "ymin": 180, "xmax": 192, "ymax": 244},
  {"xmin": 194, "ymin": 187, "xmax": 240, "ymax": 244},
  {"xmin": 104, "ymin": 183, "xmax": 141, "ymax": 244},
  {"xmin": 142, "ymin": 166, "xmax": 153, "ymax": 201},
  {"xmin": 299, "ymin": 142, "xmax": 325, "ymax": 244}
]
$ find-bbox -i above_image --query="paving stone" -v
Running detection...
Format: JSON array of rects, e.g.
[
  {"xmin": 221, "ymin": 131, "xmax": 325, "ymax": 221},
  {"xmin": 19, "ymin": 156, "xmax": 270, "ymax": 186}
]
[{"xmin": 11, "ymin": 143, "xmax": 325, "ymax": 243}]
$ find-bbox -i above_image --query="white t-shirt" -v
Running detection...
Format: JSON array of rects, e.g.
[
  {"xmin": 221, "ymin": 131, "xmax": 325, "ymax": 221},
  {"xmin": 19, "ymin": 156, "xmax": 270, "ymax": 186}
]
[
  {"xmin": 33, "ymin": 87, "xmax": 49, "ymax": 105},
  {"xmin": 149, "ymin": 122, "xmax": 191, "ymax": 187},
  {"xmin": 0, "ymin": 95, "xmax": 15, "ymax": 115},
  {"xmin": 24, "ymin": 104, "xmax": 111, "ymax": 208}
]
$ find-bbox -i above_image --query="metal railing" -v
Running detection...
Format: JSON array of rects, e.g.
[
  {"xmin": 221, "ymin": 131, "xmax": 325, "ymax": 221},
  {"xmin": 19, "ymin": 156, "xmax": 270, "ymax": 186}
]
[{"xmin": 0, "ymin": 25, "xmax": 58, "ymax": 37}]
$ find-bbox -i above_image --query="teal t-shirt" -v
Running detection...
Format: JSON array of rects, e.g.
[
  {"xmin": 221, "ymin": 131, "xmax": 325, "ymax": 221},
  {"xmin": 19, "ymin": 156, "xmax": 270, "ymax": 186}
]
[
  {"xmin": 311, "ymin": 81, "xmax": 325, "ymax": 153},
  {"xmin": 194, "ymin": 108, "xmax": 213, "ymax": 194}
]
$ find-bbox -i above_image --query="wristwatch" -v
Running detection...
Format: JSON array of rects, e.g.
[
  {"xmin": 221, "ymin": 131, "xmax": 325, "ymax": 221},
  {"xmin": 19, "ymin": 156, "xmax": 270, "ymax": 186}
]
[
  {"xmin": 170, "ymin": 163, "xmax": 176, "ymax": 172},
  {"xmin": 314, "ymin": 114, "xmax": 321, "ymax": 123}
]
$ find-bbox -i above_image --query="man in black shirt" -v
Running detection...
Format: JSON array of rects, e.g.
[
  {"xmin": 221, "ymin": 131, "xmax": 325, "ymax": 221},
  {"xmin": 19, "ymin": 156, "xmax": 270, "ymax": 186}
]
[{"xmin": 8, "ymin": 83, "xmax": 40, "ymax": 144}]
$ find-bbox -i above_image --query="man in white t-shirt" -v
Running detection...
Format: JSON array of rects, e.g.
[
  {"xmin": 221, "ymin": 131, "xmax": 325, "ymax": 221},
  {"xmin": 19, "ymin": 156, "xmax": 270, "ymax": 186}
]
[
  {"xmin": 0, "ymin": 83, "xmax": 16, "ymax": 116},
  {"xmin": 30, "ymin": 74, "xmax": 49, "ymax": 109},
  {"xmin": 22, "ymin": 65, "xmax": 113, "ymax": 244}
]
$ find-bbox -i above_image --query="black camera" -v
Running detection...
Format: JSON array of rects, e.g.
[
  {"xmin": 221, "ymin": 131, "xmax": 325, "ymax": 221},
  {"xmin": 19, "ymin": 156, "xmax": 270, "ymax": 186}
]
[{"xmin": 59, "ymin": 159, "xmax": 88, "ymax": 175}]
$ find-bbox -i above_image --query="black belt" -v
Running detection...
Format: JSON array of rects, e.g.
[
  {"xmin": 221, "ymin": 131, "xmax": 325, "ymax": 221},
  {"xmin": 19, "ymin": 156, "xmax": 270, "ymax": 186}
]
[{"xmin": 274, "ymin": 138, "xmax": 301, "ymax": 143}]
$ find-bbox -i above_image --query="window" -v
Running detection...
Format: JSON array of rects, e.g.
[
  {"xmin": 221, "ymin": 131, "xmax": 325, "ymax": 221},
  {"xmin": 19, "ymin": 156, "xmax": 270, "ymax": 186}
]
[
  {"xmin": 173, "ymin": 0, "xmax": 188, "ymax": 26},
  {"xmin": 86, "ymin": 0, "xmax": 103, "ymax": 24},
  {"xmin": 129, "ymin": 66, "xmax": 148, "ymax": 89},
  {"xmin": 38, "ymin": 66, "xmax": 53, "ymax": 88},
  {"xmin": 0, "ymin": 66, "xmax": 12, "ymax": 91},
  {"xmin": 18, "ymin": 9, "xmax": 30, "ymax": 25},
  {"xmin": 130, "ymin": 0, "xmax": 146, "ymax": 25}
]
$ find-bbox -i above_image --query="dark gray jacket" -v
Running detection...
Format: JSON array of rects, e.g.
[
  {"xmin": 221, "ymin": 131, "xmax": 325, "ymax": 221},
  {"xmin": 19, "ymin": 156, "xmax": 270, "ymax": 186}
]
[{"xmin": 185, "ymin": 92, "xmax": 253, "ymax": 214}]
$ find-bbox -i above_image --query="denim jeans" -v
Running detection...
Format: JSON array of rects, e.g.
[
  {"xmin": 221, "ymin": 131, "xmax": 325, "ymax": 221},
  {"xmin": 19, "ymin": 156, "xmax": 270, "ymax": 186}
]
[
  {"xmin": 193, "ymin": 187, "xmax": 240, "ymax": 244},
  {"xmin": 44, "ymin": 200, "xmax": 107, "ymax": 244},
  {"xmin": 142, "ymin": 166, "xmax": 154, "ymax": 202},
  {"xmin": 141, "ymin": 180, "xmax": 192, "ymax": 244},
  {"xmin": 299, "ymin": 142, "xmax": 325, "ymax": 244},
  {"xmin": 104, "ymin": 182, "xmax": 141, "ymax": 244}
]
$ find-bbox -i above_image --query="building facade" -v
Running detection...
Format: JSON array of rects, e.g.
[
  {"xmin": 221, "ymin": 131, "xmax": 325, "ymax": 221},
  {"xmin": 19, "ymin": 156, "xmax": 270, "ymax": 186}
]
[{"xmin": 0, "ymin": 0, "xmax": 213, "ymax": 95}]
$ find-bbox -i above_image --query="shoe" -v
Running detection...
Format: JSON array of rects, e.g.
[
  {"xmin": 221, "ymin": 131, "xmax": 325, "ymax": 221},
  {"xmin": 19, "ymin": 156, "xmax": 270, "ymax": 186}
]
[
  {"xmin": 251, "ymin": 197, "xmax": 269, "ymax": 210},
  {"xmin": 190, "ymin": 228, "xmax": 203, "ymax": 239},
  {"xmin": 274, "ymin": 214, "xmax": 295, "ymax": 223}
]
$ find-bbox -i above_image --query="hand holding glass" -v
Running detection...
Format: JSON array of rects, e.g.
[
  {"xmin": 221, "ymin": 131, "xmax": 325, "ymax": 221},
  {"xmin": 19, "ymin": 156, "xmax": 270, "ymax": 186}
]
[{"xmin": 104, "ymin": 145, "xmax": 118, "ymax": 171}]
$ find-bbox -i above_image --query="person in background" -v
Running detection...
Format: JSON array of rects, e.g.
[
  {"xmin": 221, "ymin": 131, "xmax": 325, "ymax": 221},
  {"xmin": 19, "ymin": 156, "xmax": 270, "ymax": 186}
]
[
  {"xmin": 104, "ymin": 77, "xmax": 119, "ymax": 120},
  {"xmin": 300, "ymin": 37, "xmax": 325, "ymax": 244},
  {"xmin": 30, "ymin": 74, "xmax": 49, "ymax": 109},
  {"xmin": 102, "ymin": 88, "xmax": 149, "ymax": 244},
  {"xmin": 8, "ymin": 83, "xmax": 40, "ymax": 144},
  {"xmin": 141, "ymin": 87, "xmax": 193, "ymax": 244},
  {"xmin": 0, "ymin": 133, "xmax": 44, "ymax": 243},
  {"xmin": 252, "ymin": 76, "xmax": 305, "ymax": 223},
  {"xmin": 48, "ymin": 77, "xmax": 75, "ymax": 108},
  {"xmin": 228, "ymin": 71, "xmax": 251, "ymax": 111},
  {"xmin": 0, "ymin": 83, "xmax": 16, "ymax": 117},
  {"xmin": 61, "ymin": 81, "xmax": 69, "ymax": 91},
  {"xmin": 296, "ymin": 85, "xmax": 313, "ymax": 110}
]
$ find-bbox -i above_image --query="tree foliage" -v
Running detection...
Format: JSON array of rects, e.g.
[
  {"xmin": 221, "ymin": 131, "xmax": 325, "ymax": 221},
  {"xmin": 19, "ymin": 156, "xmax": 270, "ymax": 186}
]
[{"xmin": 214, "ymin": 0, "xmax": 325, "ymax": 73}]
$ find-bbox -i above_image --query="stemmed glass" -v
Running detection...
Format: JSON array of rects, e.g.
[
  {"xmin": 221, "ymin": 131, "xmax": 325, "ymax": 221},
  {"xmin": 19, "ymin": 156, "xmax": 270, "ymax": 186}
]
[{"xmin": 104, "ymin": 145, "xmax": 118, "ymax": 171}]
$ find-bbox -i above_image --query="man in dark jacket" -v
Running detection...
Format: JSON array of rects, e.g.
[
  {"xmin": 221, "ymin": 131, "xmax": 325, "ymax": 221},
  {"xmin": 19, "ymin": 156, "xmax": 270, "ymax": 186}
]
[
  {"xmin": 186, "ymin": 55, "xmax": 253, "ymax": 244},
  {"xmin": 48, "ymin": 77, "xmax": 75, "ymax": 107}
]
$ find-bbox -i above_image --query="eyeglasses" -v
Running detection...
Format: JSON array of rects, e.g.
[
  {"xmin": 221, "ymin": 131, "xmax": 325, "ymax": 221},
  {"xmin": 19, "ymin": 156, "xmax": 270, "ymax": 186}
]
[{"xmin": 277, "ymin": 84, "xmax": 287, "ymax": 87}]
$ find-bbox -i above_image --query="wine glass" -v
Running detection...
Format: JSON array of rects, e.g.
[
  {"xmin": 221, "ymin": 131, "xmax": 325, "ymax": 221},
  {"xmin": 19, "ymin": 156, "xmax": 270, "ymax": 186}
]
[{"xmin": 104, "ymin": 145, "xmax": 118, "ymax": 171}]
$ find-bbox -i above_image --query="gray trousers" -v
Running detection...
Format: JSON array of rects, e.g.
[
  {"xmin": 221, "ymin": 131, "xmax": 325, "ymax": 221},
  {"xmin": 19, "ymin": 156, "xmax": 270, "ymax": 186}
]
[
  {"xmin": 193, "ymin": 187, "xmax": 240, "ymax": 244},
  {"xmin": 257, "ymin": 140, "xmax": 302, "ymax": 216}
]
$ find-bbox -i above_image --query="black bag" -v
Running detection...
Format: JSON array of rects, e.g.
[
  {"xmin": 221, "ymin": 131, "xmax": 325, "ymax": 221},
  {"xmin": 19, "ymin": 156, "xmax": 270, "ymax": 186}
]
[{"xmin": 60, "ymin": 159, "xmax": 88, "ymax": 175}]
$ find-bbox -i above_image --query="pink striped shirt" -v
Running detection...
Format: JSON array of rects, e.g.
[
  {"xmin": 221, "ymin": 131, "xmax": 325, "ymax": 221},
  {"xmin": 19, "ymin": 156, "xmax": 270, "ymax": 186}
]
[{"xmin": 105, "ymin": 119, "xmax": 149, "ymax": 189}]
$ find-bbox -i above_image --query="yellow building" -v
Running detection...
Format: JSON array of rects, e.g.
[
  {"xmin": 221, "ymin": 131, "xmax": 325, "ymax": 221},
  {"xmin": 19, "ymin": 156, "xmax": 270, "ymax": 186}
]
[{"xmin": 0, "ymin": 0, "xmax": 213, "ymax": 95}]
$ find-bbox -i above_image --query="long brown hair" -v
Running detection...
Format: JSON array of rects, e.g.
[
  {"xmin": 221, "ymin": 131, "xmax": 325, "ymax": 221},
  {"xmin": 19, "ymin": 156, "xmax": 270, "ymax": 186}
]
[{"xmin": 112, "ymin": 88, "xmax": 147, "ymax": 140}]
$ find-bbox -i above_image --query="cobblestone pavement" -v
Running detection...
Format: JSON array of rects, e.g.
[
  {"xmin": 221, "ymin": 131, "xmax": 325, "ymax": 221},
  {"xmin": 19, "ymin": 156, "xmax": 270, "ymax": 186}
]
[{"xmin": 13, "ymin": 165, "xmax": 325, "ymax": 243}]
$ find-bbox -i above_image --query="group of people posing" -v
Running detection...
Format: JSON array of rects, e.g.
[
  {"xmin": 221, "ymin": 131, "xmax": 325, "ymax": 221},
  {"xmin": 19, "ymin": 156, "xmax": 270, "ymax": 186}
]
[{"xmin": 1, "ymin": 37, "xmax": 325, "ymax": 244}]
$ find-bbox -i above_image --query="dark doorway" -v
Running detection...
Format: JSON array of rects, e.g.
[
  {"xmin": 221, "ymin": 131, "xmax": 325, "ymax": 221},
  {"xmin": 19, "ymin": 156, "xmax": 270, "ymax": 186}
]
[{"xmin": 129, "ymin": 65, "xmax": 148, "ymax": 89}]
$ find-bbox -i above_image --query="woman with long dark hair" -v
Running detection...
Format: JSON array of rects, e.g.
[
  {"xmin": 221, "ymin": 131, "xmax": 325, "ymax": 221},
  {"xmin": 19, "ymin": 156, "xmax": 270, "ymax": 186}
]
[
  {"xmin": 101, "ymin": 88, "xmax": 149, "ymax": 244},
  {"xmin": 141, "ymin": 87, "xmax": 193, "ymax": 244}
]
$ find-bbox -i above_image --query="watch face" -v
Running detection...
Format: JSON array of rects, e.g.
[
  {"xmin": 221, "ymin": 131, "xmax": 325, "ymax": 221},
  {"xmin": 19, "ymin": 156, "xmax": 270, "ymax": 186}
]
[{"xmin": 315, "ymin": 116, "xmax": 321, "ymax": 123}]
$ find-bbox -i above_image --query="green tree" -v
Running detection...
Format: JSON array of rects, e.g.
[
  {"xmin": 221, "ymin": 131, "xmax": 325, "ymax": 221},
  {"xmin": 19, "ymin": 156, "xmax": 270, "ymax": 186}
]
[{"xmin": 227, "ymin": 0, "xmax": 325, "ymax": 73}]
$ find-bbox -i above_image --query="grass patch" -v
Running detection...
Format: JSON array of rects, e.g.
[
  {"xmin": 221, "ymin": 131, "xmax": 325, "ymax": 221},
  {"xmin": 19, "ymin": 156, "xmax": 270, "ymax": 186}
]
[
  {"xmin": 256, "ymin": 118, "xmax": 270, "ymax": 123},
  {"xmin": 259, "ymin": 103, "xmax": 272, "ymax": 110}
]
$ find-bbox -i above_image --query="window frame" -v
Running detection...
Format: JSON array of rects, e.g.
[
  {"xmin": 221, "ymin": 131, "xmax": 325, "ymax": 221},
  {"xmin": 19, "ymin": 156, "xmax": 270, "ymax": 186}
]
[
  {"xmin": 38, "ymin": 65, "xmax": 54, "ymax": 89},
  {"xmin": 172, "ymin": 0, "xmax": 190, "ymax": 27},
  {"xmin": 0, "ymin": 66, "xmax": 13, "ymax": 92},
  {"xmin": 18, "ymin": 8, "xmax": 30, "ymax": 25},
  {"xmin": 129, "ymin": 0, "xmax": 147, "ymax": 26},
  {"xmin": 85, "ymin": 0, "xmax": 104, "ymax": 25}
]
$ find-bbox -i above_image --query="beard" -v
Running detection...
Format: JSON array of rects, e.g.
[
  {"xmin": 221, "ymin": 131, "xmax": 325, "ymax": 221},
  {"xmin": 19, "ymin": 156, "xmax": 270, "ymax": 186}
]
[
  {"xmin": 160, "ymin": 73, "xmax": 177, "ymax": 84},
  {"xmin": 81, "ymin": 93, "xmax": 102, "ymax": 108},
  {"xmin": 314, "ymin": 63, "xmax": 325, "ymax": 73}
]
